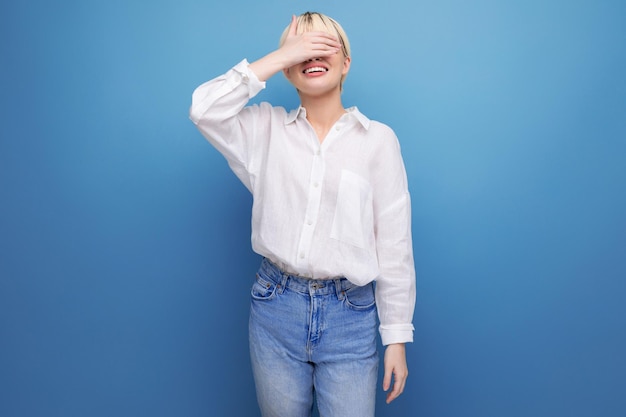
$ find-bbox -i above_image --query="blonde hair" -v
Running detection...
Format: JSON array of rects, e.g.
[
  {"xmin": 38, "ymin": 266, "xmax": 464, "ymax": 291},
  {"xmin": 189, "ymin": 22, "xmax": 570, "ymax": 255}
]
[{"xmin": 279, "ymin": 12, "xmax": 351, "ymax": 89}]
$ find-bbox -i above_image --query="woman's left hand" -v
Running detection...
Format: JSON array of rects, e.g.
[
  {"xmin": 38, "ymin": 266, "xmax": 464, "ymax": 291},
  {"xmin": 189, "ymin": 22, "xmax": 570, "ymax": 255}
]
[{"xmin": 383, "ymin": 343, "xmax": 408, "ymax": 403}]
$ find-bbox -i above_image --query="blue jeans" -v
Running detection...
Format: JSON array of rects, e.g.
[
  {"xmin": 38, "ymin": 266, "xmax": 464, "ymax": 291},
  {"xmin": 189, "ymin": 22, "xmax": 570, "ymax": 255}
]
[{"xmin": 249, "ymin": 258, "xmax": 378, "ymax": 417}]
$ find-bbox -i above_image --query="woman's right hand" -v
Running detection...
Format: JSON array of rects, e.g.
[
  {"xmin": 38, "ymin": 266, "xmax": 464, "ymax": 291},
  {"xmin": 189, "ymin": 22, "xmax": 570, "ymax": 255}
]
[
  {"xmin": 249, "ymin": 15, "xmax": 341, "ymax": 81},
  {"xmin": 278, "ymin": 15, "xmax": 342, "ymax": 68}
]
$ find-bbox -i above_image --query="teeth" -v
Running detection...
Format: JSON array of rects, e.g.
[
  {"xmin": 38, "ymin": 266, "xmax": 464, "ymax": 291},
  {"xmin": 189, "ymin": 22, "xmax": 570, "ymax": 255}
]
[{"xmin": 304, "ymin": 67, "xmax": 328, "ymax": 74}]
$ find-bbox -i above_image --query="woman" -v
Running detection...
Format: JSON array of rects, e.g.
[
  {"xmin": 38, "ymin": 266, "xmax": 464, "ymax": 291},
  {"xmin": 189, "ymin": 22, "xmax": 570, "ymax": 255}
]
[{"xmin": 190, "ymin": 12, "xmax": 416, "ymax": 417}]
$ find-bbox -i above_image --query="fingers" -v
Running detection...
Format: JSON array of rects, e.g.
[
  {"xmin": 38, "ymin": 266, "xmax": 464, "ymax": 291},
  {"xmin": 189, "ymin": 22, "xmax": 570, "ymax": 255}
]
[
  {"xmin": 292, "ymin": 31, "xmax": 340, "ymax": 52},
  {"xmin": 288, "ymin": 15, "xmax": 297, "ymax": 37},
  {"xmin": 280, "ymin": 37, "xmax": 340, "ymax": 67},
  {"xmin": 307, "ymin": 31, "xmax": 341, "ymax": 46},
  {"xmin": 385, "ymin": 367, "xmax": 408, "ymax": 404},
  {"xmin": 383, "ymin": 364, "xmax": 392, "ymax": 392},
  {"xmin": 300, "ymin": 32, "xmax": 341, "ymax": 56}
]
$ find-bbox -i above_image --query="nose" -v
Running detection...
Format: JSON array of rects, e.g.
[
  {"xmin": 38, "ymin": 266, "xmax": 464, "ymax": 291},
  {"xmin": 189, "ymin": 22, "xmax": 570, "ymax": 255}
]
[{"xmin": 305, "ymin": 57, "xmax": 322, "ymax": 62}]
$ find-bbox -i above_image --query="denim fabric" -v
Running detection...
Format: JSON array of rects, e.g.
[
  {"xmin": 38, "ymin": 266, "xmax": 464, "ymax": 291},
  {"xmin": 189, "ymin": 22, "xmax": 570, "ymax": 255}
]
[{"xmin": 249, "ymin": 258, "xmax": 378, "ymax": 417}]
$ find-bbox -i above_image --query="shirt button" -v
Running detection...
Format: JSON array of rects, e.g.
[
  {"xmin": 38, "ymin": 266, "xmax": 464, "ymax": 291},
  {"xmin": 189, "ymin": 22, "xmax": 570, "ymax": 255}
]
[
  {"xmin": 306, "ymin": 219, "xmax": 313, "ymax": 225},
  {"xmin": 313, "ymin": 182, "xmax": 319, "ymax": 188},
  {"xmin": 315, "ymin": 150, "xmax": 321, "ymax": 156},
  {"xmin": 299, "ymin": 252, "xmax": 305, "ymax": 259},
  {"xmin": 335, "ymin": 126, "xmax": 341, "ymax": 131}
]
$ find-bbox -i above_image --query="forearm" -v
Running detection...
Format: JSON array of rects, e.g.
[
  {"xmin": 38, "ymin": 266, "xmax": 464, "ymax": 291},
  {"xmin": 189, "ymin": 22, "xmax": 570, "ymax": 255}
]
[
  {"xmin": 248, "ymin": 49, "xmax": 291, "ymax": 82},
  {"xmin": 376, "ymin": 271, "xmax": 416, "ymax": 345},
  {"xmin": 375, "ymin": 195, "xmax": 416, "ymax": 345}
]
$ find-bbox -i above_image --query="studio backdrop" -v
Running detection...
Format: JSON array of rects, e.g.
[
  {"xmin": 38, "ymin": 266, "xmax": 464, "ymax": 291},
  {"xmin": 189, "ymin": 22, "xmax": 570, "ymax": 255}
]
[{"xmin": 1, "ymin": 0, "xmax": 625, "ymax": 416}]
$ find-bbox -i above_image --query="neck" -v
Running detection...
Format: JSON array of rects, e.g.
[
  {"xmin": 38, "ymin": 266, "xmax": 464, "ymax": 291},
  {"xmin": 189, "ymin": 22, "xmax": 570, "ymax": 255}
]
[{"xmin": 299, "ymin": 90, "xmax": 346, "ymax": 142}]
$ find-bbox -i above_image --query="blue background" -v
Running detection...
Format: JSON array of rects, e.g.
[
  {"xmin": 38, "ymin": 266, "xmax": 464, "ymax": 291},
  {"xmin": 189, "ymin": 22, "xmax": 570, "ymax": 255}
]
[{"xmin": 1, "ymin": 0, "xmax": 625, "ymax": 416}]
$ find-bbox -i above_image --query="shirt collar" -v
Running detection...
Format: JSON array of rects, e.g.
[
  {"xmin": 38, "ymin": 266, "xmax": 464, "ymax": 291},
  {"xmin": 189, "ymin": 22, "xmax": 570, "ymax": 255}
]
[
  {"xmin": 285, "ymin": 106, "xmax": 306, "ymax": 124},
  {"xmin": 285, "ymin": 106, "xmax": 371, "ymax": 130},
  {"xmin": 345, "ymin": 106, "xmax": 371, "ymax": 130}
]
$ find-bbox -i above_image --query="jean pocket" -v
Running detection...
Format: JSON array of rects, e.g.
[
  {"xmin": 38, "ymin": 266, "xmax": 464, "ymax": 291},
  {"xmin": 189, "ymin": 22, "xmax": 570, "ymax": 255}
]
[
  {"xmin": 251, "ymin": 274, "xmax": 278, "ymax": 301},
  {"xmin": 343, "ymin": 284, "xmax": 376, "ymax": 311}
]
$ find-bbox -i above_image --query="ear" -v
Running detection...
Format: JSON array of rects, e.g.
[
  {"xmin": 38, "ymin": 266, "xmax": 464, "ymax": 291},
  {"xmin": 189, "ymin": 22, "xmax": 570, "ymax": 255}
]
[
  {"xmin": 283, "ymin": 67, "xmax": 292, "ymax": 81},
  {"xmin": 342, "ymin": 56, "xmax": 351, "ymax": 75}
]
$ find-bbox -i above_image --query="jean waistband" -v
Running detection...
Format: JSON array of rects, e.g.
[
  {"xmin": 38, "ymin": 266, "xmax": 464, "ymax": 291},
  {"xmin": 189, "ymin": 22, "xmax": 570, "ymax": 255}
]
[{"xmin": 259, "ymin": 258, "xmax": 368, "ymax": 296}]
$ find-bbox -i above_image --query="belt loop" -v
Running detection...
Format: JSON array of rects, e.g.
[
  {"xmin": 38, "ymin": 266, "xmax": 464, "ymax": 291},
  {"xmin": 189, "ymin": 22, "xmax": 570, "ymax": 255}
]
[
  {"xmin": 334, "ymin": 279, "xmax": 345, "ymax": 300},
  {"xmin": 277, "ymin": 273, "xmax": 288, "ymax": 294}
]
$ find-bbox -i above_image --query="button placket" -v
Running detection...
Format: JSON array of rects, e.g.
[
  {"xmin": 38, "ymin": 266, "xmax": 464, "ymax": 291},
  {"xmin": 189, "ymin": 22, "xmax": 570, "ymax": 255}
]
[{"xmin": 295, "ymin": 151, "xmax": 325, "ymax": 269}]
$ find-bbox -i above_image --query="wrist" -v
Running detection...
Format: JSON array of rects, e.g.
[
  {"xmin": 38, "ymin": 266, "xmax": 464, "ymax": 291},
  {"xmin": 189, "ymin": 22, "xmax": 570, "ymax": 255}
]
[
  {"xmin": 249, "ymin": 49, "xmax": 291, "ymax": 82},
  {"xmin": 387, "ymin": 343, "xmax": 405, "ymax": 349}
]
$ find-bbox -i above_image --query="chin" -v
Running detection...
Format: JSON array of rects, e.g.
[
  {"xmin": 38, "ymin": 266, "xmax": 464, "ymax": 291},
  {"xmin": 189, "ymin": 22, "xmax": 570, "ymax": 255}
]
[{"xmin": 295, "ymin": 82, "xmax": 341, "ymax": 98}]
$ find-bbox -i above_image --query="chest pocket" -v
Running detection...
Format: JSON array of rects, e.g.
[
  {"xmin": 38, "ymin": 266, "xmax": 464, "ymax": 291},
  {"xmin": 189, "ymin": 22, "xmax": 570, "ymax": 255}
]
[{"xmin": 330, "ymin": 169, "xmax": 374, "ymax": 249}]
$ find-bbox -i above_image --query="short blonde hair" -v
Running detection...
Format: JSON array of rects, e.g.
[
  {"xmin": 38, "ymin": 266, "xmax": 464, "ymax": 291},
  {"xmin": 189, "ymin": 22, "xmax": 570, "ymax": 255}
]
[{"xmin": 279, "ymin": 12, "xmax": 351, "ymax": 89}]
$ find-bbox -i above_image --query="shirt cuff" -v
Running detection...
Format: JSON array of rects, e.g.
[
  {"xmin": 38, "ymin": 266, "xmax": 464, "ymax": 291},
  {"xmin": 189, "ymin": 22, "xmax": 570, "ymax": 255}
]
[
  {"xmin": 232, "ymin": 59, "xmax": 266, "ymax": 99},
  {"xmin": 379, "ymin": 324, "xmax": 414, "ymax": 346}
]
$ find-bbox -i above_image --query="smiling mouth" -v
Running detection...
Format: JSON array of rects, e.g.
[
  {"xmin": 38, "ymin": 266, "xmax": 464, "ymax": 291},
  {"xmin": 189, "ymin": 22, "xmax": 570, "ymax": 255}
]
[{"xmin": 303, "ymin": 67, "xmax": 328, "ymax": 74}]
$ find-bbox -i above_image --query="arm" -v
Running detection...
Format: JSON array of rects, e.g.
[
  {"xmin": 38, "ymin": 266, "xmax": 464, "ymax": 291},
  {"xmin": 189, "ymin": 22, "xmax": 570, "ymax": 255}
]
[
  {"xmin": 371, "ymin": 128, "xmax": 416, "ymax": 403},
  {"xmin": 190, "ymin": 15, "xmax": 341, "ymax": 125},
  {"xmin": 189, "ymin": 16, "xmax": 342, "ymax": 187},
  {"xmin": 378, "ymin": 190, "xmax": 414, "ymax": 404}
]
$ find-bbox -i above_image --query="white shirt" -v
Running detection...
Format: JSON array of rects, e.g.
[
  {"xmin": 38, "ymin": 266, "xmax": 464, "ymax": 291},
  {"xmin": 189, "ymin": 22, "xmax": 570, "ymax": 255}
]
[{"xmin": 190, "ymin": 60, "xmax": 416, "ymax": 345}]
